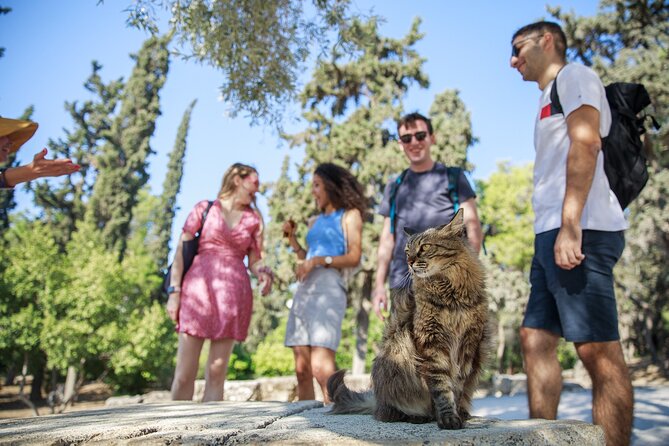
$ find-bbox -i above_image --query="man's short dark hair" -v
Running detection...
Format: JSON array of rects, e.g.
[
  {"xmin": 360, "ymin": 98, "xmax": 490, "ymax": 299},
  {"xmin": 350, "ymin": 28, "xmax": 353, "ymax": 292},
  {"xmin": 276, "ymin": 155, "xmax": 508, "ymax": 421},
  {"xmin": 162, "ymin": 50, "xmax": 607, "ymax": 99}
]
[
  {"xmin": 512, "ymin": 21, "xmax": 567, "ymax": 61},
  {"xmin": 397, "ymin": 112, "xmax": 433, "ymax": 135}
]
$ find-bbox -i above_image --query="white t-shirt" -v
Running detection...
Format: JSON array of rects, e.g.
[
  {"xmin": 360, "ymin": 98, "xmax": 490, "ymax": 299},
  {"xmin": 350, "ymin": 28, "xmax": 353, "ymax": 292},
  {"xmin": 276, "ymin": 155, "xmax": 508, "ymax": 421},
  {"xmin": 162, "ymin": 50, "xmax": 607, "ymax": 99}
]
[{"xmin": 532, "ymin": 63, "xmax": 627, "ymax": 234}]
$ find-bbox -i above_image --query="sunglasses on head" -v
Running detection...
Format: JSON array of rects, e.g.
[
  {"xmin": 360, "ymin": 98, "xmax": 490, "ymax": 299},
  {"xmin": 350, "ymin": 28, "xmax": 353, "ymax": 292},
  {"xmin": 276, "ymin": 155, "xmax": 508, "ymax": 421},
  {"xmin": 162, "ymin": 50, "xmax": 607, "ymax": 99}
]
[
  {"xmin": 399, "ymin": 131, "xmax": 428, "ymax": 144},
  {"xmin": 511, "ymin": 34, "xmax": 542, "ymax": 58}
]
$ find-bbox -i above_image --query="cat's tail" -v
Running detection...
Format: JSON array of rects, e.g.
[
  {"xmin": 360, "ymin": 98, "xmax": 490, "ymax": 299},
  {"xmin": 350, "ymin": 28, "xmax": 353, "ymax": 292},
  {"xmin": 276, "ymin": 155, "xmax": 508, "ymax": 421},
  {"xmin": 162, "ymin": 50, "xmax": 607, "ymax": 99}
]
[{"xmin": 327, "ymin": 369, "xmax": 376, "ymax": 415}]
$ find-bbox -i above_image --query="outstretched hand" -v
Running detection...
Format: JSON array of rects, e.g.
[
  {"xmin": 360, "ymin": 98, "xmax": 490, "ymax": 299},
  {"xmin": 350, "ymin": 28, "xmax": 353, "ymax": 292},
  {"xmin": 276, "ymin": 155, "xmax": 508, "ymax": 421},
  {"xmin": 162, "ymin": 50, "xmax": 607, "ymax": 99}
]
[{"xmin": 29, "ymin": 148, "xmax": 80, "ymax": 178}]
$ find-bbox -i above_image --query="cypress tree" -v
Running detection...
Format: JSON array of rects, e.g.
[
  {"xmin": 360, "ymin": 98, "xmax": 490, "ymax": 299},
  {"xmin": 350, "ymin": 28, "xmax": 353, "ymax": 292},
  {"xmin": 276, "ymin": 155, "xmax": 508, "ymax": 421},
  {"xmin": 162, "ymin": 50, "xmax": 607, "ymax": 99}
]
[
  {"xmin": 86, "ymin": 34, "xmax": 170, "ymax": 260},
  {"xmin": 151, "ymin": 99, "xmax": 197, "ymax": 271}
]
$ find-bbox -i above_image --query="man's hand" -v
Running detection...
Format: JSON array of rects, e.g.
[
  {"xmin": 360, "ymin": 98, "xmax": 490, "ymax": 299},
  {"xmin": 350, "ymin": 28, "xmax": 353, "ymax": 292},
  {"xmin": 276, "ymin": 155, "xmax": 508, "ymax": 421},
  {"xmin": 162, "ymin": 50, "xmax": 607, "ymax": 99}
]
[
  {"xmin": 372, "ymin": 287, "xmax": 389, "ymax": 320},
  {"xmin": 554, "ymin": 223, "xmax": 585, "ymax": 270}
]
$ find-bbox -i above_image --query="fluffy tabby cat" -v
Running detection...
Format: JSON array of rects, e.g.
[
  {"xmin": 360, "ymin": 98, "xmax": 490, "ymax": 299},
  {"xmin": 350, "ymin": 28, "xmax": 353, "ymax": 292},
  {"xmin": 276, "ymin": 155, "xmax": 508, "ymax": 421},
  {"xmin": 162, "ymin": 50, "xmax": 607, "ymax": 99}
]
[{"xmin": 327, "ymin": 209, "xmax": 489, "ymax": 429}]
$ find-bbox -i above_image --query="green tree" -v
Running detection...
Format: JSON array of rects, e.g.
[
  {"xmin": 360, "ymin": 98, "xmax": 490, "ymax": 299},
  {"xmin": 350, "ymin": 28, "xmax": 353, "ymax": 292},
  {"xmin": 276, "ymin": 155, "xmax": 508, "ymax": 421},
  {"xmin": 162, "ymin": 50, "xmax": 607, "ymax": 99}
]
[
  {"xmin": 0, "ymin": 220, "xmax": 66, "ymax": 400},
  {"xmin": 86, "ymin": 34, "xmax": 171, "ymax": 260},
  {"xmin": 265, "ymin": 17, "xmax": 477, "ymax": 373},
  {"xmin": 550, "ymin": 0, "xmax": 669, "ymax": 366},
  {"xmin": 122, "ymin": 0, "xmax": 359, "ymax": 125},
  {"xmin": 31, "ymin": 63, "xmax": 124, "ymax": 248},
  {"xmin": 476, "ymin": 162, "xmax": 534, "ymax": 374},
  {"xmin": 477, "ymin": 162, "xmax": 534, "ymax": 272},
  {"xmin": 2, "ymin": 36, "xmax": 179, "ymax": 396},
  {"xmin": 429, "ymin": 89, "xmax": 478, "ymax": 170},
  {"xmin": 150, "ymin": 99, "xmax": 197, "ymax": 271}
]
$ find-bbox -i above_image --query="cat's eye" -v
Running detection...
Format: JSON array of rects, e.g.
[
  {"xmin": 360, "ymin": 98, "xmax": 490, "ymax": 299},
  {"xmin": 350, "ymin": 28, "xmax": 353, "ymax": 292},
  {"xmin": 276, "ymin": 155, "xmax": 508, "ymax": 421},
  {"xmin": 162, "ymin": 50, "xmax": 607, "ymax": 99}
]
[{"xmin": 420, "ymin": 244, "xmax": 432, "ymax": 253}]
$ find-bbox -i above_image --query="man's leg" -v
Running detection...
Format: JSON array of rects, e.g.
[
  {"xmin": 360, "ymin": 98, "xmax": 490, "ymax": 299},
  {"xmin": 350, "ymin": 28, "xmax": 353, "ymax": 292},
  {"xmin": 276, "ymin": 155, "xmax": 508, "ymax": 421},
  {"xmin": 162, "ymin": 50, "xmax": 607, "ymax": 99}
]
[
  {"xmin": 575, "ymin": 341, "xmax": 633, "ymax": 446},
  {"xmin": 520, "ymin": 326, "xmax": 562, "ymax": 419}
]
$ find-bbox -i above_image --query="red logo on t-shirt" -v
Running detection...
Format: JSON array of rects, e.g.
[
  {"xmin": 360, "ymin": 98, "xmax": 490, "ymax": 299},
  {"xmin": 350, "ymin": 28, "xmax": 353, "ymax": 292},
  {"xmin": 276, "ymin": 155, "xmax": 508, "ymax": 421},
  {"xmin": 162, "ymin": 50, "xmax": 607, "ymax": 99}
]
[{"xmin": 540, "ymin": 103, "xmax": 552, "ymax": 120}]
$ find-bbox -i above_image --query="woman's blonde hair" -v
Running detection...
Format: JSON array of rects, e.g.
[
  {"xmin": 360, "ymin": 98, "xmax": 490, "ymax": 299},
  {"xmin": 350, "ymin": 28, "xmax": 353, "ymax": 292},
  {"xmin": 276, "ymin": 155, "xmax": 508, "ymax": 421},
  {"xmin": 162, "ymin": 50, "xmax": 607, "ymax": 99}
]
[
  {"xmin": 218, "ymin": 162, "xmax": 258, "ymax": 199},
  {"xmin": 218, "ymin": 162, "xmax": 264, "ymax": 228}
]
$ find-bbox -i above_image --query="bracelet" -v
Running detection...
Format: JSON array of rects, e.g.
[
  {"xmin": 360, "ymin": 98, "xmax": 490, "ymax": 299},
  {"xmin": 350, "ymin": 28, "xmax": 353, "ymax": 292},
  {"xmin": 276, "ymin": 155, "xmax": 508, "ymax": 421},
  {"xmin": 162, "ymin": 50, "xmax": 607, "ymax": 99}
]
[
  {"xmin": 0, "ymin": 169, "xmax": 11, "ymax": 189},
  {"xmin": 256, "ymin": 265, "xmax": 274, "ymax": 281}
]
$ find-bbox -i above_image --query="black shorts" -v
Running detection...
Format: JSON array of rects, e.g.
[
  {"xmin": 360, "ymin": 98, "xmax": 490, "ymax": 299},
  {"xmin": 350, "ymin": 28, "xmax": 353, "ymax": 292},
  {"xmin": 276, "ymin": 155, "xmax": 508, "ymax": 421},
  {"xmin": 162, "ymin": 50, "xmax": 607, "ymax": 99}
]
[{"xmin": 522, "ymin": 228, "xmax": 625, "ymax": 342}]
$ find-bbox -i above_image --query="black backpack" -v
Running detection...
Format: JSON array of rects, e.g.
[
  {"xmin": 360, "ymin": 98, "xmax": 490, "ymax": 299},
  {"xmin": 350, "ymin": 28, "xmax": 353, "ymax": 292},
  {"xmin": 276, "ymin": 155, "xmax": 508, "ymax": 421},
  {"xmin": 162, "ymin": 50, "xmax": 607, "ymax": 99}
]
[{"xmin": 550, "ymin": 79, "xmax": 660, "ymax": 209}]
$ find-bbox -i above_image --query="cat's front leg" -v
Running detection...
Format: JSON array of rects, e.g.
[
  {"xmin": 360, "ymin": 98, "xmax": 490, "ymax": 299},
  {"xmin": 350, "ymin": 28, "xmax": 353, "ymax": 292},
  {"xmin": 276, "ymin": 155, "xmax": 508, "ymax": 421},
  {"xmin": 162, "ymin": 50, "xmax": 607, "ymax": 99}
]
[{"xmin": 427, "ymin": 376, "xmax": 462, "ymax": 429}]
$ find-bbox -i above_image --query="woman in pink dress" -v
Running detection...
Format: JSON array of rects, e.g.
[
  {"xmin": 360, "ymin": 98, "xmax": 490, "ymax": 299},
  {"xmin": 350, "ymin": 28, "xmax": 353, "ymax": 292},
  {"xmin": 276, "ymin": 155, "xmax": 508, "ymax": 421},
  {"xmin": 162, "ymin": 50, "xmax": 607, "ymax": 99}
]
[{"xmin": 166, "ymin": 163, "xmax": 273, "ymax": 401}]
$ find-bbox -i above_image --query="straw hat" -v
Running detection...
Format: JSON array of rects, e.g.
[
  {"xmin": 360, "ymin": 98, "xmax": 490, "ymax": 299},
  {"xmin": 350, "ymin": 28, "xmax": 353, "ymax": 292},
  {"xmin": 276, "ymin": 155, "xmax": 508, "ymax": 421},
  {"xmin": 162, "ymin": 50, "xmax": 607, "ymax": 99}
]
[{"xmin": 0, "ymin": 117, "xmax": 39, "ymax": 154}]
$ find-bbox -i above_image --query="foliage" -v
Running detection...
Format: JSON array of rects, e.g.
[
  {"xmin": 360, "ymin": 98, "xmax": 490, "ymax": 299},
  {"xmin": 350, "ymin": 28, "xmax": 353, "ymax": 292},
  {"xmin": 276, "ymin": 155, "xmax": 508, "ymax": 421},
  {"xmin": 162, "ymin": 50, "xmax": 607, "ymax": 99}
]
[
  {"xmin": 557, "ymin": 340, "xmax": 578, "ymax": 370},
  {"xmin": 150, "ymin": 100, "xmax": 197, "ymax": 272},
  {"xmin": 478, "ymin": 162, "xmax": 534, "ymax": 272},
  {"xmin": 109, "ymin": 302, "xmax": 177, "ymax": 393},
  {"xmin": 85, "ymin": 34, "xmax": 170, "ymax": 260},
  {"xmin": 252, "ymin": 319, "xmax": 295, "ymax": 377},
  {"xmin": 429, "ymin": 90, "xmax": 479, "ymax": 170},
  {"xmin": 122, "ymin": 0, "xmax": 360, "ymax": 125},
  {"xmin": 0, "ymin": 35, "xmax": 188, "ymax": 395},
  {"xmin": 265, "ymin": 16, "xmax": 433, "ymax": 374}
]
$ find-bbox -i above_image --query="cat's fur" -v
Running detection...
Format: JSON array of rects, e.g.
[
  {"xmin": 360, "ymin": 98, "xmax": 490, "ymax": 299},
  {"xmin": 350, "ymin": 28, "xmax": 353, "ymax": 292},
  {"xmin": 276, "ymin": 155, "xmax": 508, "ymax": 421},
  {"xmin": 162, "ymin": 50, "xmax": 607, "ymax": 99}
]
[{"xmin": 327, "ymin": 209, "xmax": 490, "ymax": 429}]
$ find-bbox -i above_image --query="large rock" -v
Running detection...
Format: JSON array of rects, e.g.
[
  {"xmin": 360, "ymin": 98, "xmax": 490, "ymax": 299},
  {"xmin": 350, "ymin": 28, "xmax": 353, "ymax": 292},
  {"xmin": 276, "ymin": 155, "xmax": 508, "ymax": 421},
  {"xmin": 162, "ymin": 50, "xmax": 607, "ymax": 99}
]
[{"xmin": 0, "ymin": 400, "xmax": 604, "ymax": 445}]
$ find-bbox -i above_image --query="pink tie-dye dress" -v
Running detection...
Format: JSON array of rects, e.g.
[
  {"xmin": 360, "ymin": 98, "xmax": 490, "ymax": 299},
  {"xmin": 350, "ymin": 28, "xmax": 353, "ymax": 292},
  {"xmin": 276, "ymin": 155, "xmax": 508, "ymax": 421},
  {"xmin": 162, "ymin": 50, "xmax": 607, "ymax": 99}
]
[{"xmin": 176, "ymin": 199, "xmax": 261, "ymax": 341}]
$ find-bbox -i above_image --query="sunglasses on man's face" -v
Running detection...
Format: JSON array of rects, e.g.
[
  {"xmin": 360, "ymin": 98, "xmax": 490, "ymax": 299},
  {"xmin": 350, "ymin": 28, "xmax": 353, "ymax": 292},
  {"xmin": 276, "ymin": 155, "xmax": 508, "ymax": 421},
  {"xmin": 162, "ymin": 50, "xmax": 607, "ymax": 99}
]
[
  {"xmin": 511, "ymin": 34, "xmax": 542, "ymax": 58},
  {"xmin": 399, "ymin": 131, "xmax": 428, "ymax": 144}
]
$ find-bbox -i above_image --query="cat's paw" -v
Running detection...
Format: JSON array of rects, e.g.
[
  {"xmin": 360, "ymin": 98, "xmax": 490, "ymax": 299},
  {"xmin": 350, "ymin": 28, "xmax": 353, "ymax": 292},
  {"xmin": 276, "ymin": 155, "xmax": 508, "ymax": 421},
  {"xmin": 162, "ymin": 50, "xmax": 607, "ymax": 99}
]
[
  {"xmin": 458, "ymin": 408, "xmax": 471, "ymax": 421},
  {"xmin": 436, "ymin": 412, "xmax": 463, "ymax": 430}
]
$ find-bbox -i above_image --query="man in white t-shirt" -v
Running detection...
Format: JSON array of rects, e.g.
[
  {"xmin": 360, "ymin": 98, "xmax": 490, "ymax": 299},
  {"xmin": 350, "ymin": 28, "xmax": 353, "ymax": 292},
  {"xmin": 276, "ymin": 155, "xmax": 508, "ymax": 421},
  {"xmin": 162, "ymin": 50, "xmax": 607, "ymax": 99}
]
[{"xmin": 511, "ymin": 21, "xmax": 632, "ymax": 446}]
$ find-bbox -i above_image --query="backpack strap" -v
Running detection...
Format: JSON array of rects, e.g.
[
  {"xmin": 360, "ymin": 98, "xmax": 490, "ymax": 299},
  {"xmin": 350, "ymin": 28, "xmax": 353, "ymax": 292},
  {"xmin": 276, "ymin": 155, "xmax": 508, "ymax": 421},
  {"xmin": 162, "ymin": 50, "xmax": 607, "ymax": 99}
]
[
  {"xmin": 446, "ymin": 167, "xmax": 462, "ymax": 212},
  {"xmin": 389, "ymin": 169, "xmax": 409, "ymax": 235},
  {"xmin": 196, "ymin": 200, "xmax": 215, "ymax": 238},
  {"xmin": 549, "ymin": 66, "xmax": 566, "ymax": 115}
]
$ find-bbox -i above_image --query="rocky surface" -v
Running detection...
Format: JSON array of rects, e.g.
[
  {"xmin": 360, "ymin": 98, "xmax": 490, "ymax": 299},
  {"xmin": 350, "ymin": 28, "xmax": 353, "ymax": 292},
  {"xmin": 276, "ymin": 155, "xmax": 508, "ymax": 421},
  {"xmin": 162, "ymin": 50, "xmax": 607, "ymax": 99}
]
[{"xmin": 0, "ymin": 400, "xmax": 604, "ymax": 445}]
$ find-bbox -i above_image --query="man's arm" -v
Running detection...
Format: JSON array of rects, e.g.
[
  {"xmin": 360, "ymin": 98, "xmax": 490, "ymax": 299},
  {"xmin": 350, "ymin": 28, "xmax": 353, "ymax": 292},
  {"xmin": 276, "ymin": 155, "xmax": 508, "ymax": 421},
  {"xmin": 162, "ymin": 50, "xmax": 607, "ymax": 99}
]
[
  {"xmin": 555, "ymin": 104, "xmax": 602, "ymax": 270},
  {"xmin": 372, "ymin": 216, "xmax": 394, "ymax": 320},
  {"xmin": 460, "ymin": 198, "xmax": 483, "ymax": 254}
]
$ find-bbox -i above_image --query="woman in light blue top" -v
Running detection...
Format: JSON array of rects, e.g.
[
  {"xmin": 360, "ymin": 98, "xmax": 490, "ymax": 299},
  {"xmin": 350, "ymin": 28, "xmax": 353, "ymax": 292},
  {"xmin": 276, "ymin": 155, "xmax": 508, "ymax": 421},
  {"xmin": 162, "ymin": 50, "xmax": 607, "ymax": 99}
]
[{"xmin": 283, "ymin": 163, "xmax": 366, "ymax": 403}]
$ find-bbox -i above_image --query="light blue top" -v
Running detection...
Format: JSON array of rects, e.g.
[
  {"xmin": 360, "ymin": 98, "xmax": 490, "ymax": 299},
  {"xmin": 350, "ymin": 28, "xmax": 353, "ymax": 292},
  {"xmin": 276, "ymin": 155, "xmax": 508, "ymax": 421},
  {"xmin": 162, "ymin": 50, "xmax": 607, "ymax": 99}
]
[{"xmin": 306, "ymin": 208, "xmax": 346, "ymax": 259}]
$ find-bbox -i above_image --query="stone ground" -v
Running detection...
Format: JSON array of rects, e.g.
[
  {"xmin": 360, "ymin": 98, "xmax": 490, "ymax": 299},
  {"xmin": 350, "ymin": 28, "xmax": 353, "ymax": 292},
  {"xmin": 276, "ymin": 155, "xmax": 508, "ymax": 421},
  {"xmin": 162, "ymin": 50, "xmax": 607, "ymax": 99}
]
[{"xmin": 1, "ymin": 358, "xmax": 666, "ymax": 445}]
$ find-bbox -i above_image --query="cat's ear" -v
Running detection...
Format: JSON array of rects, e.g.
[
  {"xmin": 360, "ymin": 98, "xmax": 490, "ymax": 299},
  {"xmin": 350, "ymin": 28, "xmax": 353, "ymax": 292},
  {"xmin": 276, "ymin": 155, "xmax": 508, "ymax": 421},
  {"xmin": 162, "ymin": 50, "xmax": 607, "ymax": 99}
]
[
  {"xmin": 403, "ymin": 226, "xmax": 417, "ymax": 236},
  {"xmin": 443, "ymin": 208, "xmax": 465, "ymax": 235}
]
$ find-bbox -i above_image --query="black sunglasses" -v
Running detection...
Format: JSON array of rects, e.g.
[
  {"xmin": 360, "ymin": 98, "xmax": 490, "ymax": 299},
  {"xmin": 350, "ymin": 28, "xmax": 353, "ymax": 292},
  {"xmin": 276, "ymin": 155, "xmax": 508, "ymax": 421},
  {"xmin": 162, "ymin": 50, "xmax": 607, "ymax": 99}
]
[
  {"xmin": 399, "ymin": 131, "xmax": 428, "ymax": 144},
  {"xmin": 511, "ymin": 34, "xmax": 542, "ymax": 58}
]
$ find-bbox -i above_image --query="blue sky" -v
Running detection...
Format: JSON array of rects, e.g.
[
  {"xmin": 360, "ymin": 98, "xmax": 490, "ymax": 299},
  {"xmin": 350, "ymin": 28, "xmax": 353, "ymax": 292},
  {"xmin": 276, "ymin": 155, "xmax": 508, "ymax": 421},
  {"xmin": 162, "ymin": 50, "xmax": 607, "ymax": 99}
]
[{"xmin": 1, "ymin": 0, "xmax": 600, "ymax": 247}]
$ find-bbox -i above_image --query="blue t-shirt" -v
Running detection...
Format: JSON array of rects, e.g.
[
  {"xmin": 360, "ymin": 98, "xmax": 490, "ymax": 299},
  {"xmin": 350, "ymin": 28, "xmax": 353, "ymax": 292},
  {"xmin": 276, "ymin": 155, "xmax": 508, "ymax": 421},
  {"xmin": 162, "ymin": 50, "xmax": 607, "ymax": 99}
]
[
  {"xmin": 378, "ymin": 163, "xmax": 476, "ymax": 288},
  {"xmin": 306, "ymin": 208, "xmax": 346, "ymax": 259}
]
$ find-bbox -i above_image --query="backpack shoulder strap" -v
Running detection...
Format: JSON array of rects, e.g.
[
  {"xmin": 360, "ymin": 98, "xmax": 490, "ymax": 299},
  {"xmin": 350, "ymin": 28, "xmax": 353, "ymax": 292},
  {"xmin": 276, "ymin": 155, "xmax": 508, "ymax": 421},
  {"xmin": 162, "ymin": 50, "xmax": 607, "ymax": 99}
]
[
  {"xmin": 549, "ymin": 66, "xmax": 566, "ymax": 115},
  {"xmin": 446, "ymin": 167, "xmax": 462, "ymax": 212},
  {"xmin": 389, "ymin": 169, "xmax": 409, "ymax": 235},
  {"xmin": 197, "ymin": 200, "xmax": 215, "ymax": 237}
]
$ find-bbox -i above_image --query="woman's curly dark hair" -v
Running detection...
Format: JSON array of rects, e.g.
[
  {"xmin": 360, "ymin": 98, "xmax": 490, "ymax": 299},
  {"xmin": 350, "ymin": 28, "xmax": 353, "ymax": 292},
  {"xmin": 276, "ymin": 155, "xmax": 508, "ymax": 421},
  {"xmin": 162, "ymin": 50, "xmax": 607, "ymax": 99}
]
[{"xmin": 314, "ymin": 163, "xmax": 368, "ymax": 216}]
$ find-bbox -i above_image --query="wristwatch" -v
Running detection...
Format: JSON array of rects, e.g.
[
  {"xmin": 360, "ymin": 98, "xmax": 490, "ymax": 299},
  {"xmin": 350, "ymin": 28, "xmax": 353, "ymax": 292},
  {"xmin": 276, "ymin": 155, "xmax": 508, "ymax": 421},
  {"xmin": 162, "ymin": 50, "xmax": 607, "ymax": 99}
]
[
  {"xmin": 167, "ymin": 286, "xmax": 181, "ymax": 294},
  {"xmin": 324, "ymin": 256, "xmax": 333, "ymax": 268}
]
